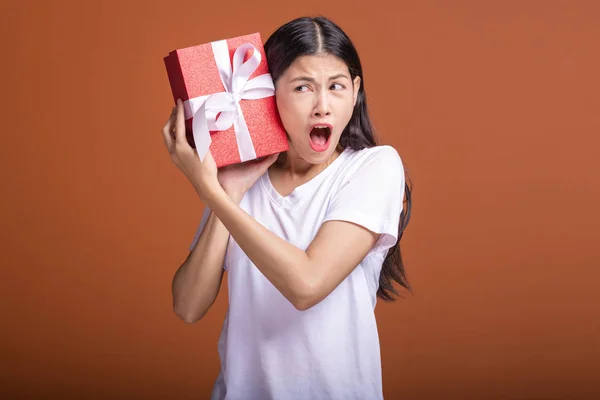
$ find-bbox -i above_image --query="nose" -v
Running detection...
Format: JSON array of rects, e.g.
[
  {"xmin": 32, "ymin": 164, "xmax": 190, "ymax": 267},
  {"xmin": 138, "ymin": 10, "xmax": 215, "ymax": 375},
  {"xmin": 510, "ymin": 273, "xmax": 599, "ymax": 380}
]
[{"xmin": 312, "ymin": 89, "xmax": 331, "ymax": 117}]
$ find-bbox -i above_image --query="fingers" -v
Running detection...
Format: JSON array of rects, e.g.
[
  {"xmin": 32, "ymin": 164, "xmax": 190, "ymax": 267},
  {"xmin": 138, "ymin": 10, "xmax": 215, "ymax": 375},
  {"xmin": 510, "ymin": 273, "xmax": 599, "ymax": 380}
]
[
  {"xmin": 162, "ymin": 106, "xmax": 176, "ymax": 151},
  {"xmin": 174, "ymin": 98, "xmax": 187, "ymax": 146},
  {"xmin": 255, "ymin": 153, "xmax": 279, "ymax": 173},
  {"xmin": 203, "ymin": 148, "xmax": 215, "ymax": 166},
  {"xmin": 253, "ymin": 153, "xmax": 278, "ymax": 164},
  {"xmin": 265, "ymin": 153, "xmax": 279, "ymax": 166}
]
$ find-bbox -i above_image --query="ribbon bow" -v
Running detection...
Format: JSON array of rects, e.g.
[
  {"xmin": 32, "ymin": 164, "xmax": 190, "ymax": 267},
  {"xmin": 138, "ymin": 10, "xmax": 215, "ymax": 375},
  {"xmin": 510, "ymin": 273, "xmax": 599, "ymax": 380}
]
[{"xmin": 183, "ymin": 40, "xmax": 275, "ymax": 163}]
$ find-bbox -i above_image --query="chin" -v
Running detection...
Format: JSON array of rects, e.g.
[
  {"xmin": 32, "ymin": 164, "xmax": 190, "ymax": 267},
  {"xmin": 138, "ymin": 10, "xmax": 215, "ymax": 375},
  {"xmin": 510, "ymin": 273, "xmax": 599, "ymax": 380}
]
[
  {"xmin": 308, "ymin": 152, "xmax": 331, "ymax": 164},
  {"xmin": 310, "ymin": 143, "xmax": 340, "ymax": 162}
]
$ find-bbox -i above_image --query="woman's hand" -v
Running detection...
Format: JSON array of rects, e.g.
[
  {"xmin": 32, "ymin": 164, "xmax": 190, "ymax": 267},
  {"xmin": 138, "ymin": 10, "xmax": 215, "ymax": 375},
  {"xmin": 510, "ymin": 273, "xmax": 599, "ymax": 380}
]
[
  {"xmin": 162, "ymin": 99, "xmax": 279, "ymax": 204},
  {"xmin": 216, "ymin": 153, "xmax": 279, "ymax": 204}
]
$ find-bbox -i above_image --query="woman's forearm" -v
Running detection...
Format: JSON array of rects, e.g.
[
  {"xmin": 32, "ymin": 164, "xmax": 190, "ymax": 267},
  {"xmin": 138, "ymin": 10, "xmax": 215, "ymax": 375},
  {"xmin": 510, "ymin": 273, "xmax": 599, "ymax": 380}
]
[
  {"xmin": 172, "ymin": 209, "xmax": 229, "ymax": 323},
  {"xmin": 205, "ymin": 188, "xmax": 314, "ymax": 309}
]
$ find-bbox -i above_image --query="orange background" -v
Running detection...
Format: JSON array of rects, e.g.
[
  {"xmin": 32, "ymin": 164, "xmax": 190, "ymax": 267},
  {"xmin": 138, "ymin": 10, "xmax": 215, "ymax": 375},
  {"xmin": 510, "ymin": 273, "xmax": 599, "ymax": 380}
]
[{"xmin": 1, "ymin": 1, "xmax": 598, "ymax": 399}]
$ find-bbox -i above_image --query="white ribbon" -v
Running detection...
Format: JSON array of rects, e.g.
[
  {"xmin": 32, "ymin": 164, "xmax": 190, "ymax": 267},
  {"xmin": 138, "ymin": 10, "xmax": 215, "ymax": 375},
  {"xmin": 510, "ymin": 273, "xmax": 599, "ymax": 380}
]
[{"xmin": 183, "ymin": 40, "xmax": 275, "ymax": 163}]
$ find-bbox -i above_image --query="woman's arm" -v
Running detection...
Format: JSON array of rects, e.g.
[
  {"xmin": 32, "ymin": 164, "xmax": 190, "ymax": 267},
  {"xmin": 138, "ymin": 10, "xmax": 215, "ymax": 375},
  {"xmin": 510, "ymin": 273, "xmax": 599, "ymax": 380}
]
[
  {"xmin": 163, "ymin": 100, "xmax": 395, "ymax": 312},
  {"xmin": 172, "ymin": 209, "xmax": 229, "ymax": 323},
  {"xmin": 205, "ymin": 188, "xmax": 379, "ymax": 311},
  {"xmin": 163, "ymin": 100, "xmax": 277, "ymax": 322}
]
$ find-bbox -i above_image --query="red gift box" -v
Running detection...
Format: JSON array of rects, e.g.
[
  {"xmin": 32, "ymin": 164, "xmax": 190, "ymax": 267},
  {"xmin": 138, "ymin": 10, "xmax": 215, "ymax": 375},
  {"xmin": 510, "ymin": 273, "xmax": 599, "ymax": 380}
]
[{"xmin": 164, "ymin": 33, "xmax": 289, "ymax": 168}]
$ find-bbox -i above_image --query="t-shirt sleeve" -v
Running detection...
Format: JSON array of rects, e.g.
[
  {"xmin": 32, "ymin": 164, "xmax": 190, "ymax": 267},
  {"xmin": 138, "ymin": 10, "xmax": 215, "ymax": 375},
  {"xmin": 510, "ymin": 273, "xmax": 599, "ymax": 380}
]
[
  {"xmin": 323, "ymin": 145, "xmax": 405, "ymax": 255},
  {"xmin": 188, "ymin": 206, "xmax": 227, "ymax": 270}
]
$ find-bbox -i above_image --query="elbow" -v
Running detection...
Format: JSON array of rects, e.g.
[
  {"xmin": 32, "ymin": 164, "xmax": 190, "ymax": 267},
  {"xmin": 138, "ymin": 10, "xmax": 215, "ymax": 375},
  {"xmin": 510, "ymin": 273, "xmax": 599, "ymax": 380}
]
[
  {"xmin": 175, "ymin": 309, "xmax": 204, "ymax": 324},
  {"xmin": 180, "ymin": 313, "xmax": 200, "ymax": 324},
  {"xmin": 292, "ymin": 299, "xmax": 316, "ymax": 311},
  {"xmin": 173, "ymin": 303, "xmax": 206, "ymax": 324},
  {"xmin": 289, "ymin": 281, "xmax": 322, "ymax": 311}
]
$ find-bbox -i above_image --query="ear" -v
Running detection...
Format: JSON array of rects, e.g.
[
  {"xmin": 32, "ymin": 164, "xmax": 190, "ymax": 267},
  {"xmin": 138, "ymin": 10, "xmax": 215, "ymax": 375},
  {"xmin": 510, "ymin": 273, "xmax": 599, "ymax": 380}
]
[{"xmin": 352, "ymin": 75, "xmax": 361, "ymax": 106}]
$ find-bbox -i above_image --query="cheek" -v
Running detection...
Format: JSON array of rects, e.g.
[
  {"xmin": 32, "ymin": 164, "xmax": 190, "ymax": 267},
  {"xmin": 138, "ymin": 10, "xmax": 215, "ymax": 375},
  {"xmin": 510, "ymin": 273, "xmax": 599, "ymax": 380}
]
[
  {"xmin": 276, "ymin": 95, "xmax": 304, "ymax": 131},
  {"xmin": 334, "ymin": 97, "xmax": 355, "ymax": 130},
  {"xmin": 275, "ymin": 94, "xmax": 292, "ymax": 117}
]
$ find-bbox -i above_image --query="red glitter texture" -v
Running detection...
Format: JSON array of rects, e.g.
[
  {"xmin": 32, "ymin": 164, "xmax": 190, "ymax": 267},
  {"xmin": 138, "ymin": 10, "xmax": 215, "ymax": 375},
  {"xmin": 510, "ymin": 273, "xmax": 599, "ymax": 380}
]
[{"xmin": 164, "ymin": 33, "xmax": 289, "ymax": 168}]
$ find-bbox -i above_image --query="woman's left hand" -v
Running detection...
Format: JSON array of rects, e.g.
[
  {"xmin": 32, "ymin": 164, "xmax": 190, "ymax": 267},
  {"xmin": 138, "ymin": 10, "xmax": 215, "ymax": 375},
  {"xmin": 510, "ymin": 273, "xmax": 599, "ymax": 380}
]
[{"xmin": 162, "ymin": 99, "xmax": 221, "ymax": 203}]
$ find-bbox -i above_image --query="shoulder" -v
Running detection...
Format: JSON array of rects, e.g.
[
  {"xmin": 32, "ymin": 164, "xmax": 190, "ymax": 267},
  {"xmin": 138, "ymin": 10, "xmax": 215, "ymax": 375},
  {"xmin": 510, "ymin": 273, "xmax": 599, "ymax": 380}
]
[{"xmin": 343, "ymin": 145, "xmax": 404, "ymax": 177}]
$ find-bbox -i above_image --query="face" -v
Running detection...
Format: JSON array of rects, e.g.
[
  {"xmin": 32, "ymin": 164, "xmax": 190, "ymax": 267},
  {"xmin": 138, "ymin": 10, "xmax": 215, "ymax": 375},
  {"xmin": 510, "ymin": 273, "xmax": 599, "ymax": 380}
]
[{"xmin": 274, "ymin": 53, "xmax": 361, "ymax": 164}]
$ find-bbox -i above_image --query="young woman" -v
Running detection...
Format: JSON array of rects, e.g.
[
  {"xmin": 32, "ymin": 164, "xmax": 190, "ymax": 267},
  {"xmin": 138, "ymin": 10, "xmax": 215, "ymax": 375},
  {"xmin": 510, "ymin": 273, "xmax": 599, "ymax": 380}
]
[{"xmin": 162, "ymin": 16, "xmax": 412, "ymax": 400}]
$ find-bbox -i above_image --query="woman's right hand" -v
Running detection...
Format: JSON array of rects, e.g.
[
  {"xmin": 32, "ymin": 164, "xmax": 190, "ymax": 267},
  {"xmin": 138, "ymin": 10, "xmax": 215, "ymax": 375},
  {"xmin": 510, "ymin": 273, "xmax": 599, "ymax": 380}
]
[{"xmin": 163, "ymin": 100, "xmax": 280, "ymax": 205}]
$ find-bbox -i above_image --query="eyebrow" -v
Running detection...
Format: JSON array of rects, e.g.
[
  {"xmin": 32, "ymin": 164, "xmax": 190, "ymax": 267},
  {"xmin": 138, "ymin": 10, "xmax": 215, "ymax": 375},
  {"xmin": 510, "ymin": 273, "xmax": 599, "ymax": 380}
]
[{"xmin": 290, "ymin": 74, "xmax": 350, "ymax": 83}]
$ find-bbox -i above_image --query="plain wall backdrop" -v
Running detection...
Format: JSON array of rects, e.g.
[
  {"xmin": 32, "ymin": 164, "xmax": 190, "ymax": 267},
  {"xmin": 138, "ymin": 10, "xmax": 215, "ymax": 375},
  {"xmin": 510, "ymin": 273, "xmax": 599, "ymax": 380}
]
[{"xmin": 1, "ymin": 0, "xmax": 598, "ymax": 398}]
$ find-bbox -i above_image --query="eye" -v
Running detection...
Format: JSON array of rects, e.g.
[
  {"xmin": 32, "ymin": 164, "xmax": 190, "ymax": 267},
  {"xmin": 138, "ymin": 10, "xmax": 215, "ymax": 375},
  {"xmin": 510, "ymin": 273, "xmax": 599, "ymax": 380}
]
[
  {"xmin": 295, "ymin": 85, "xmax": 310, "ymax": 92},
  {"xmin": 330, "ymin": 83, "xmax": 345, "ymax": 90}
]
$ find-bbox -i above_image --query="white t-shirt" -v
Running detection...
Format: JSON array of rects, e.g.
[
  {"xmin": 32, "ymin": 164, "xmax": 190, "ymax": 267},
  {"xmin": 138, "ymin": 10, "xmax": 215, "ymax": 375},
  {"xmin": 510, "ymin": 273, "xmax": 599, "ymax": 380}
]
[{"xmin": 189, "ymin": 145, "xmax": 405, "ymax": 400}]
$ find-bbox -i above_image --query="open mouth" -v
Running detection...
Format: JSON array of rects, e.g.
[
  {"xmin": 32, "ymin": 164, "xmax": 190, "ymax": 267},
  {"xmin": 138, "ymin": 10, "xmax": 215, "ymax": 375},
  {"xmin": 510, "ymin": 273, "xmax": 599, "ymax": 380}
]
[{"xmin": 309, "ymin": 125, "xmax": 332, "ymax": 150}]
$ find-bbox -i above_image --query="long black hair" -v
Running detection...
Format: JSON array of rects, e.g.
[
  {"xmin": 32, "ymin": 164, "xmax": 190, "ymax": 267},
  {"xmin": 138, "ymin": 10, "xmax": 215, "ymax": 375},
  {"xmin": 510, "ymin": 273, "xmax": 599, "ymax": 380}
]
[{"xmin": 264, "ymin": 16, "xmax": 413, "ymax": 301}]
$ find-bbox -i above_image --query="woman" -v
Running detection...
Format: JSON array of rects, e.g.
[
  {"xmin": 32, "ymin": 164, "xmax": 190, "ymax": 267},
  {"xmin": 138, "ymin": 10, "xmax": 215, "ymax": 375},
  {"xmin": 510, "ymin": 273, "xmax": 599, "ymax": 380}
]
[{"xmin": 162, "ymin": 16, "xmax": 412, "ymax": 400}]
